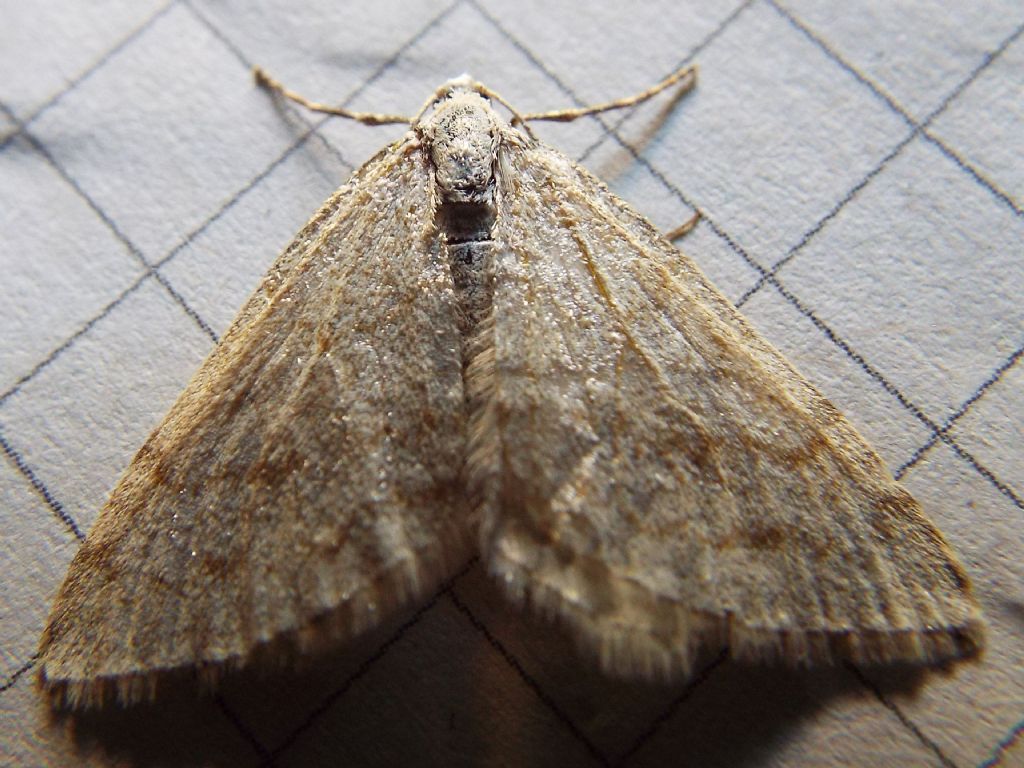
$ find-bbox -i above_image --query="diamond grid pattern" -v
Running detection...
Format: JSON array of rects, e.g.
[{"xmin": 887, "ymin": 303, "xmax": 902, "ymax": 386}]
[{"xmin": 1, "ymin": 0, "xmax": 1022, "ymax": 765}]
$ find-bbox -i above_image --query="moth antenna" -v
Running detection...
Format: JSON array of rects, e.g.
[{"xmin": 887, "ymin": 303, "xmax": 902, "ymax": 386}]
[
  {"xmin": 521, "ymin": 62, "xmax": 698, "ymax": 123},
  {"xmin": 409, "ymin": 81, "xmax": 462, "ymax": 127},
  {"xmin": 465, "ymin": 82, "xmax": 538, "ymax": 140},
  {"xmin": 253, "ymin": 67, "xmax": 413, "ymax": 126},
  {"xmin": 664, "ymin": 209, "xmax": 702, "ymax": 242},
  {"xmin": 407, "ymin": 78, "xmax": 539, "ymax": 141}
]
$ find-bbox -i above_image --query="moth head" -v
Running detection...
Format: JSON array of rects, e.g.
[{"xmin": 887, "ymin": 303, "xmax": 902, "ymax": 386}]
[{"xmin": 418, "ymin": 87, "xmax": 502, "ymax": 204}]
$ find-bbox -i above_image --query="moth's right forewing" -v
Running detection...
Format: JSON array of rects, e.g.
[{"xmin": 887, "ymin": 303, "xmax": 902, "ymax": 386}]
[
  {"xmin": 39, "ymin": 140, "xmax": 475, "ymax": 707},
  {"xmin": 483, "ymin": 140, "xmax": 983, "ymax": 680}
]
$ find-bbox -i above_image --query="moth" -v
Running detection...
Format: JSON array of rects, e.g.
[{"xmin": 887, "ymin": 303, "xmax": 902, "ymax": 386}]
[{"xmin": 38, "ymin": 64, "xmax": 983, "ymax": 708}]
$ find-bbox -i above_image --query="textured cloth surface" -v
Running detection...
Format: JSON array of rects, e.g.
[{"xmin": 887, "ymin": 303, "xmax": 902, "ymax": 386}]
[{"xmin": 1, "ymin": 1, "xmax": 1022, "ymax": 766}]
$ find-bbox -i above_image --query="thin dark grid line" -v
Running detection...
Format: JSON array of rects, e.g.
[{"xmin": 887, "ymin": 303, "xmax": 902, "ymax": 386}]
[
  {"xmin": 413, "ymin": 31, "xmax": 1021, "ymax": 768},
  {"xmin": 6, "ymin": 0, "xmax": 429, "ymax": 397},
  {"xmin": 578, "ymin": 0, "xmax": 757, "ymax": 166},
  {"xmin": 153, "ymin": 270, "xmax": 217, "ymax": 341},
  {"xmin": 473, "ymin": 0, "xmax": 755, "ymax": 171},
  {"xmin": 734, "ymin": 128, "xmax": 916, "ymax": 308},
  {"xmin": 613, "ymin": 131, "xmax": 946, "ymax": 442},
  {"xmin": 472, "ymin": 0, "xmax": 756, "ymax": 169},
  {"xmin": 181, "ymin": 0, "xmax": 260, "ymax": 70},
  {"xmin": 729, "ymin": 7, "xmax": 1024, "ymax": 308},
  {"xmin": 0, "ymin": 270, "xmax": 148, "ymax": 409},
  {"xmin": 845, "ymin": 662, "xmax": 959, "ymax": 768},
  {"xmin": 470, "ymin": 1, "xmax": 770, "ymax": 285},
  {"xmin": 896, "ymin": 340, "xmax": 1024, "ymax": 479},
  {"xmin": 5, "ymin": 0, "xmax": 465, "ymax": 396},
  {"xmin": 0, "ymin": 0, "xmax": 180, "ymax": 152},
  {"xmin": 187, "ymin": 0, "xmax": 465, "ymax": 168},
  {"xmin": 2, "ymin": 10, "xmax": 1015, "ymax": 768},
  {"xmin": 0, "ymin": 135, "xmax": 339, "ymax": 723},
  {"xmin": 0, "ymin": 4, "xmax": 464, "ymax": 608},
  {"xmin": 447, "ymin": 589, "xmax": 611, "ymax": 768},
  {"xmin": 0, "ymin": 655, "xmax": 37, "ymax": 694},
  {"xmin": 614, "ymin": 649, "xmax": 728, "ymax": 766},
  {"xmin": 927, "ymin": 138, "xmax": 1021, "ymax": 216},
  {"xmin": 942, "ymin": 436, "xmax": 1023, "ymax": 511},
  {"xmin": 768, "ymin": 0, "xmax": 1024, "ymax": 217},
  {"xmin": 913, "ymin": 18, "xmax": 1024, "ymax": 217},
  {"xmin": 263, "ymin": 558, "xmax": 477, "ymax": 766},
  {"xmin": 1, "ymin": 2, "xmax": 467, "ymax": 736},
  {"xmin": 426, "ymin": 13, "xmax": 769, "ymax": 757},
  {"xmin": 917, "ymin": 20, "xmax": 1024, "ymax": 128},
  {"xmin": 0, "ymin": 113, "xmax": 328, "ymax": 409},
  {"xmin": 153, "ymin": 132, "xmax": 343, "ymax": 274},
  {"xmin": 180, "ymin": 0, "xmax": 349, "ymax": 171},
  {"xmin": 3, "ymin": 0, "xmax": 735, "ymax": 420},
  {"xmin": 979, "ymin": 716, "xmax": 1024, "ymax": 768},
  {"xmin": 766, "ymin": 0, "xmax": 915, "ymax": 127},
  {"xmin": 0, "ymin": 427, "xmax": 84, "ymax": 541},
  {"xmin": 0, "ymin": 102, "xmax": 218, "ymax": 344},
  {"xmin": 215, "ymin": 694, "xmax": 272, "ymax": 763},
  {"xmin": 155, "ymin": 0, "xmax": 465, "ymax": 345},
  {"xmin": 768, "ymin": 275, "xmax": 1024, "ymax": 511}
]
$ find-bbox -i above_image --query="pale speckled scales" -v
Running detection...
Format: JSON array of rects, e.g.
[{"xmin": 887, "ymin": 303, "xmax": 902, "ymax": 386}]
[
  {"xmin": 486, "ymin": 145, "xmax": 980, "ymax": 675},
  {"xmin": 38, "ymin": 79, "xmax": 983, "ymax": 708},
  {"xmin": 39, "ymin": 146, "xmax": 476, "ymax": 706}
]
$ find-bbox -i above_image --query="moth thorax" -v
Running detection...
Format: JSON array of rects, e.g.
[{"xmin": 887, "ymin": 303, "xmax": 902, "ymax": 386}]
[{"xmin": 424, "ymin": 92, "xmax": 501, "ymax": 204}]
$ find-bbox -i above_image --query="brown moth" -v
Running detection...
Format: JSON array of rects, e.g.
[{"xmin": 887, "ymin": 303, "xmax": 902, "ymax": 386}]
[{"xmin": 38, "ymin": 65, "xmax": 983, "ymax": 708}]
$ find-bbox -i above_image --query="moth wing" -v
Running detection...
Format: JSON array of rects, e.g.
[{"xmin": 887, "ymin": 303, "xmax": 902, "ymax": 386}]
[
  {"xmin": 481, "ymin": 140, "xmax": 983, "ymax": 678},
  {"xmin": 40, "ymin": 140, "xmax": 473, "ymax": 706}
]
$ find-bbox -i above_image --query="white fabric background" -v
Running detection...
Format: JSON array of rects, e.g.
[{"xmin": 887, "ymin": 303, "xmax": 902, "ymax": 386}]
[{"xmin": 1, "ymin": 1, "xmax": 1022, "ymax": 766}]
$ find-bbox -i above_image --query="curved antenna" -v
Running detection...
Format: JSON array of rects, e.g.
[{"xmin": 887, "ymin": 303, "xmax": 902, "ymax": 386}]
[
  {"xmin": 253, "ymin": 67, "xmax": 412, "ymax": 126},
  {"xmin": 253, "ymin": 62, "xmax": 697, "ymax": 135},
  {"xmin": 522, "ymin": 63, "xmax": 697, "ymax": 123}
]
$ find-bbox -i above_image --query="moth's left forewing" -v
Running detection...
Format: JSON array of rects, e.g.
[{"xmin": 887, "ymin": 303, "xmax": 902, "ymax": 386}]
[
  {"xmin": 484, "ymin": 138, "xmax": 983, "ymax": 679},
  {"xmin": 38, "ymin": 140, "xmax": 475, "ymax": 707}
]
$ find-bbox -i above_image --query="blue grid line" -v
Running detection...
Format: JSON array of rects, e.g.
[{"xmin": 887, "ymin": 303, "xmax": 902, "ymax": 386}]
[
  {"xmin": 845, "ymin": 662, "xmax": 958, "ymax": 768},
  {"xmin": 448, "ymin": 588, "xmax": 611, "ymax": 767},
  {"xmin": 979, "ymin": 717, "xmax": 1024, "ymax": 768},
  {"xmin": 2, "ymin": 3, "xmax": 1015, "ymax": 765},
  {"xmin": 0, "ymin": 0, "xmax": 180, "ymax": 153},
  {"xmin": 0, "ymin": 7, "xmax": 462, "ymax": 729},
  {"xmin": 614, "ymin": 649, "xmax": 729, "ymax": 766},
  {"xmin": 768, "ymin": 0, "xmax": 1024, "ymax": 217},
  {"xmin": 0, "ymin": 101, "xmax": 218, "ymax": 343},
  {"xmin": 261, "ymin": 558, "xmax": 477, "ymax": 765},
  {"xmin": 215, "ymin": 694, "xmax": 272, "ymax": 763},
  {"xmin": 0, "ymin": 120, "xmax": 328, "ymax": 409},
  {"xmin": 569, "ymin": 0, "xmax": 758, "ymax": 167},
  {"xmin": 0, "ymin": 656, "xmax": 37, "ymax": 694},
  {"xmin": 896, "ymin": 340, "xmax": 1024, "ymax": 479},
  {"xmin": 181, "ymin": 0, "xmax": 354, "ymax": 173},
  {"xmin": 733, "ymin": 129, "xmax": 915, "ymax": 308},
  {"xmin": 0, "ymin": 427, "xmax": 83, "ymax": 541}
]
